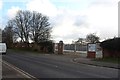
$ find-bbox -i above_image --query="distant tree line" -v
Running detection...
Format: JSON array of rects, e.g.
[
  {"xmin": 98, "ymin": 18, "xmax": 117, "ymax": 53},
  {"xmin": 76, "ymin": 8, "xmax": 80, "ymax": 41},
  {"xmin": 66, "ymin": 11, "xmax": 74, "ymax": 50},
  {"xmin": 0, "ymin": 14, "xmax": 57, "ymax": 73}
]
[{"xmin": 75, "ymin": 33, "xmax": 100, "ymax": 44}]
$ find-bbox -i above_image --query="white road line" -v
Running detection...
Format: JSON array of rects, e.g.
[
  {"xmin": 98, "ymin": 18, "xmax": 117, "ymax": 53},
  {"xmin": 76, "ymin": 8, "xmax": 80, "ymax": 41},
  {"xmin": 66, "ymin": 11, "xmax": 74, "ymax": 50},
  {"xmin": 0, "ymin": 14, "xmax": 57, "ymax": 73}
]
[{"xmin": 2, "ymin": 60, "xmax": 38, "ymax": 80}]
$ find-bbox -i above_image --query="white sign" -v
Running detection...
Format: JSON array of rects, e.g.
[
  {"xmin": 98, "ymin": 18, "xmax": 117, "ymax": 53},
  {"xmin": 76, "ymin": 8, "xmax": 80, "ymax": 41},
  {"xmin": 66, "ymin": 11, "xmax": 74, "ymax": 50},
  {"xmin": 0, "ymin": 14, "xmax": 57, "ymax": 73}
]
[{"xmin": 88, "ymin": 44, "xmax": 96, "ymax": 52}]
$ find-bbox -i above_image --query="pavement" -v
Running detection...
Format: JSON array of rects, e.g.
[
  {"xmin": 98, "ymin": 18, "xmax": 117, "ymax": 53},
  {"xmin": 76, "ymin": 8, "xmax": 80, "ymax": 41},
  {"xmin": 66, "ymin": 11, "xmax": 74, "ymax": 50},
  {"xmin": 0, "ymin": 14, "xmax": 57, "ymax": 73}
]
[
  {"xmin": 63, "ymin": 52, "xmax": 119, "ymax": 69},
  {"xmin": 2, "ymin": 60, "xmax": 37, "ymax": 79},
  {"xmin": 73, "ymin": 57, "xmax": 119, "ymax": 69}
]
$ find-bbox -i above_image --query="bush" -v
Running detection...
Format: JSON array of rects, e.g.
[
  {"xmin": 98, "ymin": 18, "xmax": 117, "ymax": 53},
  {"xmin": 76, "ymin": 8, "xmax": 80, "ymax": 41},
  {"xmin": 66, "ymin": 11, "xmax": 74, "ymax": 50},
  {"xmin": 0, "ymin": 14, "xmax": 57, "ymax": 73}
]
[
  {"xmin": 11, "ymin": 41, "xmax": 55, "ymax": 53},
  {"xmin": 37, "ymin": 41, "xmax": 54, "ymax": 53}
]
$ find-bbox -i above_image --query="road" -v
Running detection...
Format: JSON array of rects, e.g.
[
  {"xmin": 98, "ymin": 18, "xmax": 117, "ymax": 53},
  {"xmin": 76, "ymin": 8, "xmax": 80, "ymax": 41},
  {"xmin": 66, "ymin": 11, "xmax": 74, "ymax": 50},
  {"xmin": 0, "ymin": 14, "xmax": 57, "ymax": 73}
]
[{"xmin": 2, "ymin": 50, "xmax": 119, "ymax": 78}]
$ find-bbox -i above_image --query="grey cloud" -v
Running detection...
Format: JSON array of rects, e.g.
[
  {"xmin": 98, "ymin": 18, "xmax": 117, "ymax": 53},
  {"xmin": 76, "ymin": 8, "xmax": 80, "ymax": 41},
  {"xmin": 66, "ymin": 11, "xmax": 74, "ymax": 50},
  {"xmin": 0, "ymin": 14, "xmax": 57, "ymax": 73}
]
[
  {"xmin": 49, "ymin": 14, "xmax": 64, "ymax": 26},
  {"xmin": 52, "ymin": 32, "xmax": 86, "ymax": 42},
  {"xmin": 74, "ymin": 15, "xmax": 88, "ymax": 27}
]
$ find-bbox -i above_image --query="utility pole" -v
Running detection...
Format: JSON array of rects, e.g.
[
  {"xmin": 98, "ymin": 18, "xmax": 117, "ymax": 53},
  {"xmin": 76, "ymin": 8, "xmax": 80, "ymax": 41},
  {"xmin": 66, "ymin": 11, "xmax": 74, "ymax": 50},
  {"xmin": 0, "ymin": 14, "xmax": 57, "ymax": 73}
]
[
  {"xmin": 0, "ymin": 29, "xmax": 2, "ymax": 42},
  {"xmin": 118, "ymin": 1, "xmax": 120, "ymax": 37}
]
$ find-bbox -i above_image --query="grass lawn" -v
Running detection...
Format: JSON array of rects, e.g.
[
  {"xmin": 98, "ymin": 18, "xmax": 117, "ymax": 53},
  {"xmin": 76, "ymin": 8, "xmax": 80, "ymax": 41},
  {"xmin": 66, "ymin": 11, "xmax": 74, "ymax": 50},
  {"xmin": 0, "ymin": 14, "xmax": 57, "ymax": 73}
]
[{"xmin": 93, "ymin": 57, "xmax": 120, "ymax": 64}]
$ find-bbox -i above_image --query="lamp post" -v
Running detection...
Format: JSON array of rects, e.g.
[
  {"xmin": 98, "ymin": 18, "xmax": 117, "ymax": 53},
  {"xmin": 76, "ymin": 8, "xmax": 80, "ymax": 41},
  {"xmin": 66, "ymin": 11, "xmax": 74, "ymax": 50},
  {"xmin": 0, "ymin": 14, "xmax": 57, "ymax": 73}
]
[
  {"xmin": 118, "ymin": 1, "xmax": 120, "ymax": 37},
  {"xmin": 0, "ymin": 29, "xmax": 2, "ymax": 42}
]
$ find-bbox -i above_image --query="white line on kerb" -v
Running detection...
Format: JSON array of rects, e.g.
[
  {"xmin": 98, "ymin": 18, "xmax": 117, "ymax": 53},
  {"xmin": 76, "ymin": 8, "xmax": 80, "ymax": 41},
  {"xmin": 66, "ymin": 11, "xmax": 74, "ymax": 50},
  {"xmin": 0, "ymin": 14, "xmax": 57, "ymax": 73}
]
[{"xmin": 2, "ymin": 60, "xmax": 38, "ymax": 80}]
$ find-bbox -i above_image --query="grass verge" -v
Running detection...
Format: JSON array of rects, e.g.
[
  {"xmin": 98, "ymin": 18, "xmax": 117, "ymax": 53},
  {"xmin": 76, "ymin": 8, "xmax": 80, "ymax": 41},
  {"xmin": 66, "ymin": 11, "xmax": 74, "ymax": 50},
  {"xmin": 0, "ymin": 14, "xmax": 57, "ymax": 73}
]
[
  {"xmin": 7, "ymin": 48, "xmax": 53, "ymax": 54},
  {"xmin": 93, "ymin": 57, "xmax": 120, "ymax": 64}
]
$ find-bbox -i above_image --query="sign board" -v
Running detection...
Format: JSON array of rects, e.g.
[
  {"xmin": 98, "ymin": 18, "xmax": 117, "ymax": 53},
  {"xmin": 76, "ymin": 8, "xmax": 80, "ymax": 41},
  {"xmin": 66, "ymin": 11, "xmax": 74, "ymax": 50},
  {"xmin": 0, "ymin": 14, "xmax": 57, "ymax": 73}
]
[
  {"xmin": 88, "ymin": 43, "xmax": 96, "ymax": 52},
  {"xmin": 87, "ymin": 43, "xmax": 103, "ymax": 58}
]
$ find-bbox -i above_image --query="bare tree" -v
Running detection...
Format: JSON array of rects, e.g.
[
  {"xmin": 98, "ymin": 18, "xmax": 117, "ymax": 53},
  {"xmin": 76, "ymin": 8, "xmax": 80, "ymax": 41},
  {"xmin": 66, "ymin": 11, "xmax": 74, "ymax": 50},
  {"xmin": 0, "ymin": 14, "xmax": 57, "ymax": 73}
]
[
  {"xmin": 86, "ymin": 33, "xmax": 100, "ymax": 43},
  {"xmin": 30, "ymin": 11, "xmax": 51, "ymax": 43},
  {"xmin": 13, "ymin": 10, "xmax": 31, "ymax": 43},
  {"xmin": 6, "ymin": 10, "xmax": 52, "ymax": 43},
  {"xmin": 2, "ymin": 20, "xmax": 13, "ymax": 48}
]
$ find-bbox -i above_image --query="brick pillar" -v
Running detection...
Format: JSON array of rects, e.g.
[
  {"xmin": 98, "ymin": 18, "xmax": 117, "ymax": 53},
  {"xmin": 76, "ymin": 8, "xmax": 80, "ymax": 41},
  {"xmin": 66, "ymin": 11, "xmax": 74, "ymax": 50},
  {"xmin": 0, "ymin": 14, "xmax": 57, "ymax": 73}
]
[
  {"xmin": 58, "ymin": 41, "xmax": 63, "ymax": 54},
  {"xmin": 87, "ymin": 52, "xmax": 96, "ymax": 58}
]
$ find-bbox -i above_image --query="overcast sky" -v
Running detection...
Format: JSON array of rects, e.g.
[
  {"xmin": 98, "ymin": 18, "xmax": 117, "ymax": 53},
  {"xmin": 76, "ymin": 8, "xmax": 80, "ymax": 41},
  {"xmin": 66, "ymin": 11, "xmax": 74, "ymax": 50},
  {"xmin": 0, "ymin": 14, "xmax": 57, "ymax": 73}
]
[{"xmin": 0, "ymin": 0, "xmax": 119, "ymax": 43}]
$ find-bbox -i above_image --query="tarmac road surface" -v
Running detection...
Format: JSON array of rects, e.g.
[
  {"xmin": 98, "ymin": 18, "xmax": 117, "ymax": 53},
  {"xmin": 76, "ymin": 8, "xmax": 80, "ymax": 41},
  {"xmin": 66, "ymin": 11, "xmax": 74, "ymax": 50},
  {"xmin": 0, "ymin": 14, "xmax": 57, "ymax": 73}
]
[{"xmin": 2, "ymin": 50, "xmax": 119, "ymax": 78}]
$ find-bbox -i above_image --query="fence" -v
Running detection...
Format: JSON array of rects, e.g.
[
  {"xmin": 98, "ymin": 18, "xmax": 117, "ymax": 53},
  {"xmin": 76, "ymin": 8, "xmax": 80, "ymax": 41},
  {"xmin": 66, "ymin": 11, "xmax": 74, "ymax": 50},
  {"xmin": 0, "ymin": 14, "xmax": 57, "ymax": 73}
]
[
  {"xmin": 64, "ymin": 44, "xmax": 87, "ymax": 51},
  {"xmin": 55, "ymin": 43, "xmax": 87, "ymax": 54}
]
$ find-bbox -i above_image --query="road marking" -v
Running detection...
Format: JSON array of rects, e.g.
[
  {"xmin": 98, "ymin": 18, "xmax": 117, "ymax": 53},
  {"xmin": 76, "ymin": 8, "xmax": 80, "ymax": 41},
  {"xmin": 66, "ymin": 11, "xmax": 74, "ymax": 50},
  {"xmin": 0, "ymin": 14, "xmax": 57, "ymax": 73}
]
[{"xmin": 2, "ymin": 60, "xmax": 38, "ymax": 80}]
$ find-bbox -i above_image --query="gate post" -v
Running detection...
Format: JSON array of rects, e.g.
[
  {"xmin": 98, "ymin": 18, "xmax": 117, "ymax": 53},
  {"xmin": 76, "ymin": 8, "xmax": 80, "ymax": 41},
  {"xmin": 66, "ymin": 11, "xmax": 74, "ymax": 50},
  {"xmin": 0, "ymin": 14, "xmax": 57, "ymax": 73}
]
[{"xmin": 58, "ymin": 41, "xmax": 63, "ymax": 54}]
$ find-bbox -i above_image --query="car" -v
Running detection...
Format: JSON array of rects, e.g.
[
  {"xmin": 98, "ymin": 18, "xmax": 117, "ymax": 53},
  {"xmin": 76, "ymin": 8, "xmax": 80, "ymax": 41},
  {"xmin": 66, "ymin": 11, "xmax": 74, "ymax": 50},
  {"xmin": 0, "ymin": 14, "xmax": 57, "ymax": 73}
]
[{"xmin": 0, "ymin": 43, "xmax": 7, "ymax": 54}]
